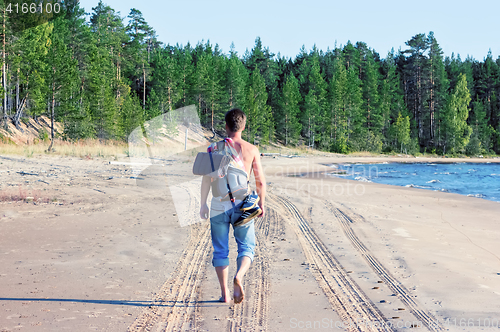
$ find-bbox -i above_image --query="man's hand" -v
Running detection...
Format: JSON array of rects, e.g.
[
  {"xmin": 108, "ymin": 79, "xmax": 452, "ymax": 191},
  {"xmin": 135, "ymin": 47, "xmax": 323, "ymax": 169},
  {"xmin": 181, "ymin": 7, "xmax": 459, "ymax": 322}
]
[
  {"xmin": 200, "ymin": 175, "xmax": 211, "ymax": 220},
  {"xmin": 200, "ymin": 203, "xmax": 209, "ymax": 219},
  {"xmin": 258, "ymin": 201, "xmax": 265, "ymax": 218},
  {"xmin": 252, "ymin": 146, "xmax": 266, "ymax": 219}
]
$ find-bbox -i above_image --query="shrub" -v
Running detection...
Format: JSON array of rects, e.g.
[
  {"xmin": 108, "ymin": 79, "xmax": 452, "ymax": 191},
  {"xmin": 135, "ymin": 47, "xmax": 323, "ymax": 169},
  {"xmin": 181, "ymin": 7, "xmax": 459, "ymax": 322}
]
[
  {"xmin": 329, "ymin": 135, "xmax": 349, "ymax": 154},
  {"xmin": 38, "ymin": 129, "xmax": 50, "ymax": 142},
  {"xmin": 465, "ymin": 135, "xmax": 481, "ymax": 156},
  {"xmin": 349, "ymin": 131, "xmax": 383, "ymax": 153}
]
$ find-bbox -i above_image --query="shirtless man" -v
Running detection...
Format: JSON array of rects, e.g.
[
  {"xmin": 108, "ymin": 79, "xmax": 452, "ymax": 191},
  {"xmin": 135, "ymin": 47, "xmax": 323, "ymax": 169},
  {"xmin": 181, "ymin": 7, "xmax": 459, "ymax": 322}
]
[{"xmin": 199, "ymin": 108, "xmax": 266, "ymax": 304}]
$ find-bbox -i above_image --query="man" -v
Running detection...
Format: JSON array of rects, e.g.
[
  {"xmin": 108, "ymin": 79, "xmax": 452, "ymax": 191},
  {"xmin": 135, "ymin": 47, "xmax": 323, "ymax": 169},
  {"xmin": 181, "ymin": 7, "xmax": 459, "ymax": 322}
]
[{"xmin": 199, "ymin": 108, "xmax": 266, "ymax": 304}]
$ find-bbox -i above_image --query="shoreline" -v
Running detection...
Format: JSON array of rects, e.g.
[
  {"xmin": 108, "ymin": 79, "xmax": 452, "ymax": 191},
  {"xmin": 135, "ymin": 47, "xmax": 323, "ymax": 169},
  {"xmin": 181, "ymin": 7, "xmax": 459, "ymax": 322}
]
[
  {"xmin": 277, "ymin": 159, "xmax": 500, "ymax": 204},
  {"xmin": 322, "ymin": 156, "xmax": 500, "ymax": 165}
]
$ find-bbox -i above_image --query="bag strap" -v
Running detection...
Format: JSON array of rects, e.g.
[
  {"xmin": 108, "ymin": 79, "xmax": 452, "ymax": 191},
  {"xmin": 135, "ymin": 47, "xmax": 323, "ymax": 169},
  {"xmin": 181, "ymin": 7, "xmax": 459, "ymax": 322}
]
[
  {"xmin": 217, "ymin": 140, "xmax": 225, "ymax": 152},
  {"xmin": 221, "ymin": 141, "xmax": 237, "ymax": 207},
  {"xmin": 224, "ymin": 138, "xmax": 246, "ymax": 172},
  {"xmin": 208, "ymin": 141, "xmax": 222, "ymax": 174},
  {"xmin": 226, "ymin": 180, "xmax": 236, "ymax": 208},
  {"xmin": 208, "ymin": 151, "xmax": 215, "ymax": 173},
  {"xmin": 215, "ymin": 140, "xmax": 238, "ymax": 208}
]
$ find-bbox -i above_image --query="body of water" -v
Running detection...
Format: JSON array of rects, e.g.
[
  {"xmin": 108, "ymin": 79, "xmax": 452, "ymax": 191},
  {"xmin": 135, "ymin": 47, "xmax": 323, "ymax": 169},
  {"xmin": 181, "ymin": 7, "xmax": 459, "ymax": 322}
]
[{"xmin": 330, "ymin": 163, "xmax": 500, "ymax": 203}]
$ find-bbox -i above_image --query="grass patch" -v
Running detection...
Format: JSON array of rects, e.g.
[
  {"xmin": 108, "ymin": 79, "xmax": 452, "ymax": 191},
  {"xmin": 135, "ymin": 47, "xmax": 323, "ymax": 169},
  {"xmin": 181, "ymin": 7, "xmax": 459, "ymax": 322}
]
[
  {"xmin": 259, "ymin": 144, "xmax": 331, "ymax": 156},
  {"xmin": 0, "ymin": 138, "xmax": 128, "ymax": 159},
  {"xmin": 348, "ymin": 151, "xmax": 383, "ymax": 157},
  {"xmin": 0, "ymin": 185, "xmax": 54, "ymax": 204}
]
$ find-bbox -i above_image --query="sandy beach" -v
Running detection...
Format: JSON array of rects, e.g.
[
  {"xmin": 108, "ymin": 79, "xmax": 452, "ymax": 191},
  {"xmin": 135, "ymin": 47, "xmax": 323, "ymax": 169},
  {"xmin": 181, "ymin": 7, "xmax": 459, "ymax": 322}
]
[{"xmin": 1, "ymin": 153, "xmax": 500, "ymax": 331}]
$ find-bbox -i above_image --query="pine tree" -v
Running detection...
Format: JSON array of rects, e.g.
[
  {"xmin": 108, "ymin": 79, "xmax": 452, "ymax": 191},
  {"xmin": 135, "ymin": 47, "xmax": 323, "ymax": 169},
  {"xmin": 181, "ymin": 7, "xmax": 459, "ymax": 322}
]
[
  {"xmin": 327, "ymin": 56, "xmax": 349, "ymax": 153},
  {"xmin": 1, "ymin": 0, "xmax": 13, "ymax": 129},
  {"xmin": 360, "ymin": 51, "xmax": 383, "ymax": 151},
  {"xmin": 379, "ymin": 53, "xmax": 394, "ymax": 140},
  {"xmin": 380, "ymin": 51, "xmax": 412, "ymax": 152},
  {"xmin": 473, "ymin": 51, "xmax": 499, "ymax": 137},
  {"xmin": 278, "ymin": 73, "xmax": 301, "ymax": 145},
  {"xmin": 345, "ymin": 65, "xmax": 363, "ymax": 149},
  {"xmin": 125, "ymin": 8, "xmax": 153, "ymax": 110},
  {"xmin": 193, "ymin": 42, "xmax": 225, "ymax": 131},
  {"xmin": 46, "ymin": 16, "xmax": 79, "ymax": 147},
  {"xmin": 193, "ymin": 49, "xmax": 211, "ymax": 127},
  {"xmin": 226, "ymin": 44, "xmax": 248, "ymax": 109},
  {"xmin": 320, "ymin": 48, "xmax": 338, "ymax": 82},
  {"xmin": 467, "ymin": 99, "xmax": 493, "ymax": 154},
  {"xmin": 57, "ymin": 0, "xmax": 94, "ymax": 139},
  {"xmin": 427, "ymin": 32, "xmax": 449, "ymax": 148},
  {"xmin": 120, "ymin": 88, "xmax": 143, "ymax": 138},
  {"xmin": 175, "ymin": 44, "xmax": 194, "ymax": 108},
  {"xmin": 342, "ymin": 41, "xmax": 361, "ymax": 71},
  {"xmin": 402, "ymin": 33, "xmax": 430, "ymax": 147},
  {"xmin": 13, "ymin": 23, "xmax": 53, "ymax": 127},
  {"xmin": 244, "ymin": 37, "xmax": 278, "ymax": 103},
  {"xmin": 87, "ymin": 2, "xmax": 126, "ymax": 138},
  {"xmin": 150, "ymin": 46, "xmax": 181, "ymax": 114},
  {"xmin": 293, "ymin": 45, "xmax": 310, "ymax": 98},
  {"xmin": 245, "ymin": 68, "xmax": 271, "ymax": 144},
  {"xmin": 299, "ymin": 49, "xmax": 326, "ymax": 148},
  {"xmin": 86, "ymin": 56, "xmax": 119, "ymax": 139},
  {"xmin": 445, "ymin": 54, "xmax": 474, "ymax": 91},
  {"xmin": 63, "ymin": 0, "xmax": 89, "ymax": 67}
]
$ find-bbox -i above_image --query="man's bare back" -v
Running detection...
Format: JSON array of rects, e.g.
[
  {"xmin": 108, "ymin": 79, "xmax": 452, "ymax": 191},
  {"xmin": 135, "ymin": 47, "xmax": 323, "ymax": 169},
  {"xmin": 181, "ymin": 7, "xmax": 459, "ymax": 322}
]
[{"xmin": 230, "ymin": 138, "xmax": 255, "ymax": 174}]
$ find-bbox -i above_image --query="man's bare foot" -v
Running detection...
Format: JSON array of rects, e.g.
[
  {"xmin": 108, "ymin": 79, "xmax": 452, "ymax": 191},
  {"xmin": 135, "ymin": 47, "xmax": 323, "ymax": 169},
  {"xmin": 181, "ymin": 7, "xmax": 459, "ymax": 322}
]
[
  {"xmin": 233, "ymin": 277, "xmax": 245, "ymax": 304},
  {"xmin": 219, "ymin": 291, "xmax": 231, "ymax": 303}
]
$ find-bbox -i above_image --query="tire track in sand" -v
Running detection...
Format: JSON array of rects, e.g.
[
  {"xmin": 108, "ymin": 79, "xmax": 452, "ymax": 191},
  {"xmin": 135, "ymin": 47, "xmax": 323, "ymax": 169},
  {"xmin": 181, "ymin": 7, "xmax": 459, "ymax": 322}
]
[
  {"xmin": 327, "ymin": 202, "xmax": 444, "ymax": 331},
  {"xmin": 128, "ymin": 184, "xmax": 210, "ymax": 332},
  {"xmin": 129, "ymin": 183, "xmax": 278, "ymax": 332},
  {"xmin": 270, "ymin": 194, "xmax": 393, "ymax": 332},
  {"xmin": 227, "ymin": 207, "xmax": 284, "ymax": 331}
]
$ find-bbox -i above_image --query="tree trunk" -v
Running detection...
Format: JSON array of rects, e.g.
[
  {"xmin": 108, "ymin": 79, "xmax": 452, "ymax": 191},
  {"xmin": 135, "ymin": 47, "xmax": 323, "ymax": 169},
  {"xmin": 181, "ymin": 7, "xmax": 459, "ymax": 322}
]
[
  {"xmin": 308, "ymin": 117, "xmax": 311, "ymax": 147},
  {"xmin": 142, "ymin": 63, "xmax": 146, "ymax": 111},
  {"xmin": 2, "ymin": 8, "xmax": 6, "ymax": 129},
  {"xmin": 198, "ymin": 94, "xmax": 201, "ymax": 121},
  {"xmin": 48, "ymin": 77, "xmax": 55, "ymax": 152},
  {"xmin": 13, "ymin": 93, "xmax": 27, "ymax": 129},
  {"xmin": 429, "ymin": 58, "xmax": 435, "ymax": 143},
  {"xmin": 167, "ymin": 85, "xmax": 172, "ymax": 112},
  {"xmin": 52, "ymin": 81, "xmax": 55, "ymax": 139},
  {"xmin": 285, "ymin": 114, "xmax": 288, "ymax": 146},
  {"xmin": 16, "ymin": 66, "xmax": 19, "ymax": 110}
]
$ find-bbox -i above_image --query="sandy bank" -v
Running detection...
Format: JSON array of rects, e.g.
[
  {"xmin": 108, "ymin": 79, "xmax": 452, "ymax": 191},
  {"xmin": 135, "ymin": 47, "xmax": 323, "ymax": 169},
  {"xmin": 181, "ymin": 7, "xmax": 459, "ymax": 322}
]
[{"xmin": 1, "ymin": 153, "xmax": 499, "ymax": 331}]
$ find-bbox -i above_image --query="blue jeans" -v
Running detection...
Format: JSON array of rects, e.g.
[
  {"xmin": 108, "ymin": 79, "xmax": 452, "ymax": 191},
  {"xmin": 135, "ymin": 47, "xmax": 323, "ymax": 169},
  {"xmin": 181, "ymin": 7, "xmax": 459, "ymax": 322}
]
[{"xmin": 210, "ymin": 197, "xmax": 255, "ymax": 267}]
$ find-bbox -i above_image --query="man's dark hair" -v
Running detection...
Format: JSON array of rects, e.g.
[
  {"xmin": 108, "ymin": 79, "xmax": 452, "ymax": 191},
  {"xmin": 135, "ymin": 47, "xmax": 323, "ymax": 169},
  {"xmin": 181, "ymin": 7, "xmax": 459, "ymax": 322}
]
[{"xmin": 225, "ymin": 108, "xmax": 247, "ymax": 132}]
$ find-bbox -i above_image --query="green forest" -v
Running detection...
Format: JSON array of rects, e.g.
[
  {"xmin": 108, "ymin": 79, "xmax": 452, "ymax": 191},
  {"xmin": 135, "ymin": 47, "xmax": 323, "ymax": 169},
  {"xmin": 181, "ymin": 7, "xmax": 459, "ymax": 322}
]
[{"xmin": 1, "ymin": 0, "xmax": 500, "ymax": 155}]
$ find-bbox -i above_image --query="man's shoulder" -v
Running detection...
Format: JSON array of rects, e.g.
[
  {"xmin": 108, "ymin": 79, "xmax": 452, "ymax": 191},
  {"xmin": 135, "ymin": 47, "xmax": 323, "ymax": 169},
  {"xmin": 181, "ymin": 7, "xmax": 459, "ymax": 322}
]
[{"xmin": 240, "ymin": 140, "xmax": 259, "ymax": 155}]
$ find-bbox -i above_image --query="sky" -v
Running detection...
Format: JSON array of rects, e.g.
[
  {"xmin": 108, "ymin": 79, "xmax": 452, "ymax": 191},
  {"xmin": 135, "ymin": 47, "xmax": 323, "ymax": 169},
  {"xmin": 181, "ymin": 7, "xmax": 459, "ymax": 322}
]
[{"xmin": 78, "ymin": 0, "xmax": 500, "ymax": 61}]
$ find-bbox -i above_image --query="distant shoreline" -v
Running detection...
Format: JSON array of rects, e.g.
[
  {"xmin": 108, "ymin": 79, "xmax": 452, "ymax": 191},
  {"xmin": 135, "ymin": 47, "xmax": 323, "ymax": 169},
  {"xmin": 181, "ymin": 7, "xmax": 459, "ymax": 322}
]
[{"xmin": 320, "ymin": 156, "xmax": 500, "ymax": 165}]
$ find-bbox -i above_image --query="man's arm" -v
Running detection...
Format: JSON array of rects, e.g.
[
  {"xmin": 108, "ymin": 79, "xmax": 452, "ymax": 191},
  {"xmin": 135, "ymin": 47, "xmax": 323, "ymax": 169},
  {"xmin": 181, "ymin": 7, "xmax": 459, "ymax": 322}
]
[
  {"xmin": 200, "ymin": 175, "xmax": 211, "ymax": 219},
  {"xmin": 252, "ymin": 147, "xmax": 266, "ymax": 218}
]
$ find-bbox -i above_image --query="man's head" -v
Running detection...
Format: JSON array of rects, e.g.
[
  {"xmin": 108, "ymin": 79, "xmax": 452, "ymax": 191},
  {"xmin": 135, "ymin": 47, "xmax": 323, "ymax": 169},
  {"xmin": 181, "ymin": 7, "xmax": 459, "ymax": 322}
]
[{"xmin": 225, "ymin": 108, "xmax": 246, "ymax": 133}]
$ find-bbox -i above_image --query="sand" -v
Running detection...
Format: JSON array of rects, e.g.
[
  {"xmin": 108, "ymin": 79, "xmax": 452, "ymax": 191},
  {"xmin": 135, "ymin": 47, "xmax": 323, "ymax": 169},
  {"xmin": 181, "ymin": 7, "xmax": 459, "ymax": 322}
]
[{"xmin": 1, "ymin": 153, "xmax": 499, "ymax": 331}]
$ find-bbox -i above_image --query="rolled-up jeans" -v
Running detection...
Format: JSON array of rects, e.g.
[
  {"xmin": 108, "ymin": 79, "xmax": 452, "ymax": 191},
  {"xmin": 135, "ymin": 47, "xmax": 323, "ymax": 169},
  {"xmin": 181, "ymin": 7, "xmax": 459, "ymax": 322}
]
[{"xmin": 210, "ymin": 197, "xmax": 255, "ymax": 267}]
